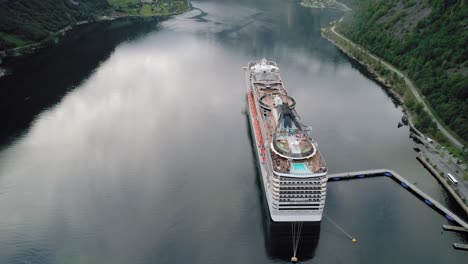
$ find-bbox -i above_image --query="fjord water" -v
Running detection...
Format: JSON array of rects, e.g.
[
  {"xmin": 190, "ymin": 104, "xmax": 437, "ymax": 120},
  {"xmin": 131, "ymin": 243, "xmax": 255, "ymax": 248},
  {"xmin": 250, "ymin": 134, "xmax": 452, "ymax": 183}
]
[{"xmin": 0, "ymin": 0, "xmax": 466, "ymax": 263}]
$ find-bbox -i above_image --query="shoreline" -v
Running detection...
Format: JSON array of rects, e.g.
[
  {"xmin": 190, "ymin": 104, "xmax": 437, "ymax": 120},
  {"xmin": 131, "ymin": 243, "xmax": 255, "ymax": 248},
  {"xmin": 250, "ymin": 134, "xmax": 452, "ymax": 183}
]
[
  {"xmin": 320, "ymin": 26, "xmax": 406, "ymax": 105},
  {"xmin": 300, "ymin": 1, "xmax": 352, "ymax": 12},
  {"xmin": 321, "ymin": 21, "xmax": 468, "ymax": 208},
  {"xmin": 417, "ymin": 155, "xmax": 468, "ymax": 215},
  {"xmin": 321, "ymin": 20, "xmax": 466, "ymax": 151},
  {"xmin": 0, "ymin": 6, "xmax": 191, "ymax": 67},
  {"xmin": 322, "ymin": 20, "xmax": 465, "ymax": 151}
]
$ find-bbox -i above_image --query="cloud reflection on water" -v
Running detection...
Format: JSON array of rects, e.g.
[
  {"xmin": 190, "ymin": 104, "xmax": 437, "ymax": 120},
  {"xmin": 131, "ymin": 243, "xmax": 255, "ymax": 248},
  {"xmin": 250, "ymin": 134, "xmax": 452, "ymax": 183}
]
[{"xmin": 0, "ymin": 30, "xmax": 253, "ymax": 263}]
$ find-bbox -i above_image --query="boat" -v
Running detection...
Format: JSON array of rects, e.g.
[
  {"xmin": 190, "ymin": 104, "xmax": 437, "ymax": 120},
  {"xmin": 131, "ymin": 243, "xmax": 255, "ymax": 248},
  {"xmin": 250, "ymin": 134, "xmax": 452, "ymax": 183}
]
[{"xmin": 245, "ymin": 59, "xmax": 328, "ymax": 231}]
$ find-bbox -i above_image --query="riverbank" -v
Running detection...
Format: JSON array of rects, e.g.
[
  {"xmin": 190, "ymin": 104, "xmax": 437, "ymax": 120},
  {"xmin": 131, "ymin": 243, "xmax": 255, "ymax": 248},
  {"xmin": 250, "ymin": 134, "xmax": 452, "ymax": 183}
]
[
  {"xmin": 300, "ymin": 0, "xmax": 351, "ymax": 12},
  {"xmin": 321, "ymin": 19, "xmax": 468, "ymax": 206},
  {"xmin": 417, "ymin": 155, "xmax": 468, "ymax": 215},
  {"xmin": 321, "ymin": 23, "xmax": 406, "ymax": 106},
  {"xmin": 321, "ymin": 20, "xmax": 466, "ymax": 162},
  {"xmin": 0, "ymin": 1, "xmax": 190, "ymax": 66}
]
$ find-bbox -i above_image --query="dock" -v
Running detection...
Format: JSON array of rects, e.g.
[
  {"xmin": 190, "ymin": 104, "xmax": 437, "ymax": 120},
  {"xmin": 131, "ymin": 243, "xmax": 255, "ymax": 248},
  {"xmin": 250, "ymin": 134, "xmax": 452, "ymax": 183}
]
[
  {"xmin": 416, "ymin": 156, "xmax": 468, "ymax": 215},
  {"xmin": 327, "ymin": 169, "xmax": 468, "ymax": 229},
  {"xmin": 443, "ymin": 224, "xmax": 468, "ymax": 233},
  {"xmin": 453, "ymin": 243, "xmax": 468, "ymax": 251}
]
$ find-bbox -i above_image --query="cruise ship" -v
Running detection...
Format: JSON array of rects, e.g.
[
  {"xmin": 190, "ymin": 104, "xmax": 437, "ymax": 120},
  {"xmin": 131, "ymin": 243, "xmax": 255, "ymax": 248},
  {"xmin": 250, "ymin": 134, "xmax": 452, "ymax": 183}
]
[{"xmin": 245, "ymin": 59, "xmax": 328, "ymax": 225}]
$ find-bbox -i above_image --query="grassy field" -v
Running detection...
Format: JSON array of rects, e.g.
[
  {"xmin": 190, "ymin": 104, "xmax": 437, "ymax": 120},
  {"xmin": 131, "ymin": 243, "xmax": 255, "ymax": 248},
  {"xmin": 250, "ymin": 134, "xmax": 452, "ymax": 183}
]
[{"xmin": 108, "ymin": 0, "xmax": 188, "ymax": 16}]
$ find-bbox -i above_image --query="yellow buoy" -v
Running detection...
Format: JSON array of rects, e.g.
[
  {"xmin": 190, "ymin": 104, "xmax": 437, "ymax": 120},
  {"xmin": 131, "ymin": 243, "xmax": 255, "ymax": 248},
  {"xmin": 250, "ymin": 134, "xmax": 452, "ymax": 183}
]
[
  {"xmin": 291, "ymin": 256, "xmax": 298, "ymax": 263},
  {"xmin": 352, "ymin": 238, "xmax": 357, "ymax": 243}
]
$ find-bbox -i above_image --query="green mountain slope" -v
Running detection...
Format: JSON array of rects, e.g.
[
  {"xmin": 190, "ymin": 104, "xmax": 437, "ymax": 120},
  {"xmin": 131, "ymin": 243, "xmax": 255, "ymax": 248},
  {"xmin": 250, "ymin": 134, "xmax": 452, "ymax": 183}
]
[
  {"xmin": 339, "ymin": 0, "xmax": 467, "ymax": 143},
  {"xmin": 0, "ymin": 0, "xmax": 110, "ymax": 49},
  {"xmin": 0, "ymin": 0, "xmax": 188, "ymax": 50}
]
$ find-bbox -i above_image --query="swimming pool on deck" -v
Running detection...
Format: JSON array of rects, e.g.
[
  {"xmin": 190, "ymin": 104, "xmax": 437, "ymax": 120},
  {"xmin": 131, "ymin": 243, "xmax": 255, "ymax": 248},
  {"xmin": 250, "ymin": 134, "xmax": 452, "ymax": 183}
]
[{"xmin": 291, "ymin": 163, "xmax": 312, "ymax": 174}]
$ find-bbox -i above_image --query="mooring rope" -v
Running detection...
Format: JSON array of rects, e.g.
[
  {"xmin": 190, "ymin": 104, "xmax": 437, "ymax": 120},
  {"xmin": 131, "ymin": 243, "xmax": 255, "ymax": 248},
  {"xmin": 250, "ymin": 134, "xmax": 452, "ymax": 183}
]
[
  {"xmin": 291, "ymin": 221, "xmax": 303, "ymax": 258},
  {"xmin": 291, "ymin": 222, "xmax": 296, "ymax": 256},
  {"xmin": 323, "ymin": 213, "xmax": 357, "ymax": 242}
]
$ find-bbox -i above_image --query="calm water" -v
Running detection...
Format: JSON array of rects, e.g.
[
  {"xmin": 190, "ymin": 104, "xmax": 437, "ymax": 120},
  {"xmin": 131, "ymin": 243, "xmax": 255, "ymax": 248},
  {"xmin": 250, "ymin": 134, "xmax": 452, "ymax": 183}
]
[{"xmin": 0, "ymin": 0, "xmax": 466, "ymax": 263}]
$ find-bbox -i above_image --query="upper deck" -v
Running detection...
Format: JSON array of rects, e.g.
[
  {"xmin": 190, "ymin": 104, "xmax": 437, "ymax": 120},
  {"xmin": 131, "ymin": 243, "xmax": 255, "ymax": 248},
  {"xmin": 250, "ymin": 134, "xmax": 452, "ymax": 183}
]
[{"xmin": 248, "ymin": 59, "xmax": 327, "ymax": 177}]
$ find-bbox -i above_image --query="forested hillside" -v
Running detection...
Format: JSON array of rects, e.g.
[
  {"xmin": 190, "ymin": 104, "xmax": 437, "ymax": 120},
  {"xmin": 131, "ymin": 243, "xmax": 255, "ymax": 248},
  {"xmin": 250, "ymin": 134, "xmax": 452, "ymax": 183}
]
[
  {"xmin": 0, "ymin": 0, "xmax": 109, "ymax": 50},
  {"xmin": 339, "ymin": 0, "xmax": 467, "ymax": 143},
  {"xmin": 0, "ymin": 0, "xmax": 188, "ymax": 50}
]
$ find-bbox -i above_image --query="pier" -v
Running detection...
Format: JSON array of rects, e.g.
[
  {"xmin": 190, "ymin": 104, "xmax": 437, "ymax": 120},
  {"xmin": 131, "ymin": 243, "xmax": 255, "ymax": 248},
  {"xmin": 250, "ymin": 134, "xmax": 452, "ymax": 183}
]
[
  {"xmin": 416, "ymin": 156, "xmax": 468, "ymax": 215},
  {"xmin": 443, "ymin": 224, "xmax": 468, "ymax": 233},
  {"xmin": 453, "ymin": 243, "xmax": 468, "ymax": 251},
  {"xmin": 327, "ymin": 169, "xmax": 468, "ymax": 229}
]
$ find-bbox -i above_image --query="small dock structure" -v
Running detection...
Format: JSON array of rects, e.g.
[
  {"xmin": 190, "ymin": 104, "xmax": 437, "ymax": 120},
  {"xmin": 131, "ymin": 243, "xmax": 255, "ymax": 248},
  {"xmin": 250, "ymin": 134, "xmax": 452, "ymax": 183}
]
[
  {"xmin": 453, "ymin": 243, "xmax": 468, "ymax": 251},
  {"xmin": 327, "ymin": 169, "xmax": 468, "ymax": 230},
  {"xmin": 443, "ymin": 224, "xmax": 468, "ymax": 233}
]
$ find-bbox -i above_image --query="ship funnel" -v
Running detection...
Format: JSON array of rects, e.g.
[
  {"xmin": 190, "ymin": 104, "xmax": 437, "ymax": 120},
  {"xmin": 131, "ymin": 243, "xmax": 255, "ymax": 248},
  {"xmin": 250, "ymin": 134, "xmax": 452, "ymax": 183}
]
[
  {"xmin": 271, "ymin": 104, "xmax": 317, "ymax": 159},
  {"xmin": 273, "ymin": 95, "xmax": 283, "ymax": 107},
  {"xmin": 271, "ymin": 95, "xmax": 284, "ymax": 124}
]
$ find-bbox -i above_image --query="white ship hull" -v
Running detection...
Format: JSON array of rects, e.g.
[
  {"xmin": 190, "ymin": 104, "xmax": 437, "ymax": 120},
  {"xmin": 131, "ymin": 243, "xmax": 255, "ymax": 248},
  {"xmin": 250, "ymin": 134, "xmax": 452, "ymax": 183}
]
[{"xmin": 245, "ymin": 59, "xmax": 328, "ymax": 223}]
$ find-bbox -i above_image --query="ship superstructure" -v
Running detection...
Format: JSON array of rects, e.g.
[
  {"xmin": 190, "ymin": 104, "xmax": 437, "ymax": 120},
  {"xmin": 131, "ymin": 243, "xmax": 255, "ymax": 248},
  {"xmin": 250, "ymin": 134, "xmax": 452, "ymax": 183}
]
[{"xmin": 246, "ymin": 59, "xmax": 328, "ymax": 222}]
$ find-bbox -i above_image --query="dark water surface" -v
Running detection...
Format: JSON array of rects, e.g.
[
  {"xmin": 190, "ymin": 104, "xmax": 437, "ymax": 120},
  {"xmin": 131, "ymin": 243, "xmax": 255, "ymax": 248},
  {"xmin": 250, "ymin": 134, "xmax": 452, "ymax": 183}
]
[{"xmin": 0, "ymin": 0, "xmax": 466, "ymax": 263}]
